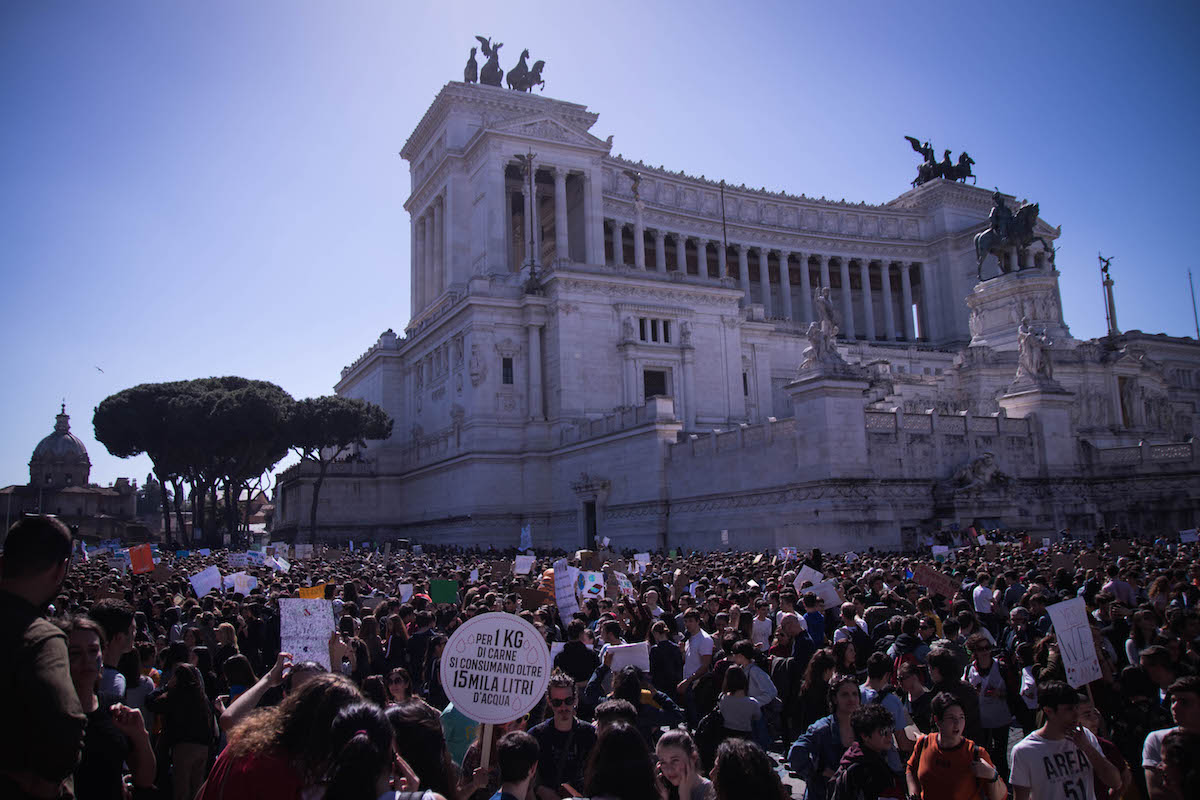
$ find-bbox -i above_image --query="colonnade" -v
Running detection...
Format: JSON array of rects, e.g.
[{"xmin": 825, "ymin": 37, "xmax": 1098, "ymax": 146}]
[
  {"xmin": 504, "ymin": 164, "xmax": 596, "ymax": 273},
  {"xmin": 603, "ymin": 218, "xmax": 936, "ymax": 342},
  {"xmin": 411, "ymin": 194, "xmax": 446, "ymax": 315}
]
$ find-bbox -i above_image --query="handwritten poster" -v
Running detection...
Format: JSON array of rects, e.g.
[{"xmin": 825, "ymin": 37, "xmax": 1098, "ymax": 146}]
[
  {"xmin": 614, "ymin": 571, "xmax": 637, "ymax": 599},
  {"xmin": 280, "ymin": 598, "xmax": 335, "ymax": 669},
  {"xmin": 1046, "ymin": 597, "xmax": 1102, "ymax": 688},
  {"xmin": 553, "ymin": 558, "xmax": 579, "ymax": 620},
  {"xmin": 514, "ymin": 555, "xmax": 536, "ymax": 575}
]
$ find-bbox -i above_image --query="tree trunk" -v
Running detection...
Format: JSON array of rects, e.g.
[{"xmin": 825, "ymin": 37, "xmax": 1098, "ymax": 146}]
[
  {"xmin": 209, "ymin": 485, "xmax": 219, "ymax": 549},
  {"xmin": 154, "ymin": 466, "xmax": 172, "ymax": 546},
  {"xmin": 189, "ymin": 481, "xmax": 202, "ymax": 548},
  {"xmin": 171, "ymin": 479, "xmax": 187, "ymax": 541},
  {"xmin": 308, "ymin": 460, "xmax": 328, "ymax": 546},
  {"xmin": 223, "ymin": 479, "xmax": 237, "ymax": 548}
]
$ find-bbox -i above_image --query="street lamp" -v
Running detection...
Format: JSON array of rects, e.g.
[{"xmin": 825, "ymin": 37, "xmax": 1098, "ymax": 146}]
[{"xmin": 514, "ymin": 150, "xmax": 543, "ymax": 294}]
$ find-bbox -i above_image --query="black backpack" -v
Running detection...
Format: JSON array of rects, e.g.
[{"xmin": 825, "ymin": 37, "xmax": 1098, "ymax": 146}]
[{"xmin": 841, "ymin": 624, "xmax": 873, "ymax": 670}]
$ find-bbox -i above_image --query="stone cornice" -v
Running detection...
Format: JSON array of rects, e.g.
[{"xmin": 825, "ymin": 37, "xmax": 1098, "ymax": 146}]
[
  {"xmin": 606, "ymin": 154, "xmax": 892, "ymax": 209},
  {"xmin": 402, "ymin": 82, "xmax": 600, "ymax": 162}
]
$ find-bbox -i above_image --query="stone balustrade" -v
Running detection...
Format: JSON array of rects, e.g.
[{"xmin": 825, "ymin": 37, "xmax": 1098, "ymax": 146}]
[
  {"xmin": 1095, "ymin": 441, "xmax": 1194, "ymax": 467},
  {"xmin": 557, "ymin": 396, "xmax": 677, "ymax": 446}
]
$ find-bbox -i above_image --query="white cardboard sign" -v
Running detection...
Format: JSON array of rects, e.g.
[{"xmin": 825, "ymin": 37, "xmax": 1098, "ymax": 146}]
[
  {"xmin": 189, "ymin": 565, "xmax": 222, "ymax": 599},
  {"xmin": 553, "ymin": 558, "xmax": 579, "ymax": 620},
  {"xmin": 280, "ymin": 598, "xmax": 336, "ymax": 669},
  {"xmin": 514, "ymin": 555, "xmax": 536, "ymax": 575},
  {"xmin": 1046, "ymin": 596, "xmax": 1102, "ymax": 688}
]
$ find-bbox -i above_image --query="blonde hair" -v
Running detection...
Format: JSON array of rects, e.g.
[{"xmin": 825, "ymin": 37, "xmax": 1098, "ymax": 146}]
[{"xmin": 216, "ymin": 622, "xmax": 238, "ymax": 650}]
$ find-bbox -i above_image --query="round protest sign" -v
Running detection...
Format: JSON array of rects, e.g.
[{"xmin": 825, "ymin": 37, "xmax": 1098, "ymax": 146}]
[{"xmin": 440, "ymin": 612, "xmax": 551, "ymax": 725}]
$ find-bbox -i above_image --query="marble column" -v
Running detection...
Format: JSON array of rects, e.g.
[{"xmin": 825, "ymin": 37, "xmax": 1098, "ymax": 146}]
[
  {"xmin": 432, "ymin": 197, "xmax": 443, "ymax": 299},
  {"xmin": 527, "ymin": 323, "xmax": 544, "ymax": 420},
  {"xmin": 717, "ymin": 242, "xmax": 728, "ymax": 279},
  {"xmin": 818, "ymin": 254, "xmax": 831, "ymax": 290},
  {"xmin": 759, "ymin": 249, "xmax": 773, "ymax": 318},
  {"xmin": 612, "ymin": 221, "xmax": 625, "ymax": 265},
  {"xmin": 633, "ymin": 204, "xmax": 646, "ymax": 269},
  {"xmin": 880, "ymin": 261, "xmax": 897, "ymax": 340},
  {"xmin": 799, "ymin": 253, "xmax": 813, "ymax": 322},
  {"xmin": 779, "ymin": 251, "xmax": 793, "ymax": 321},
  {"xmin": 675, "ymin": 233, "xmax": 688, "ymax": 272},
  {"xmin": 412, "ymin": 214, "xmax": 425, "ymax": 313},
  {"xmin": 900, "ymin": 261, "xmax": 915, "ymax": 340},
  {"xmin": 736, "ymin": 244, "xmax": 750, "ymax": 301},
  {"xmin": 532, "ymin": 184, "xmax": 544, "ymax": 266},
  {"xmin": 583, "ymin": 170, "xmax": 603, "ymax": 264},
  {"xmin": 654, "ymin": 230, "xmax": 667, "ymax": 272},
  {"xmin": 423, "ymin": 210, "xmax": 435, "ymax": 308},
  {"xmin": 553, "ymin": 168, "xmax": 569, "ymax": 264},
  {"xmin": 681, "ymin": 344, "xmax": 697, "ymax": 429},
  {"xmin": 838, "ymin": 257, "xmax": 855, "ymax": 340},
  {"xmin": 859, "ymin": 258, "xmax": 876, "ymax": 341},
  {"xmin": 696, "ymin": 240, "xmax": 708, "ymax": 277},
  {"xmin": 920, "ymin": 261, "xmax": 937, "ymax": 341},
  {"xmin": 506, "ymin": 184, "xmax": 517, "ymax": 272}
]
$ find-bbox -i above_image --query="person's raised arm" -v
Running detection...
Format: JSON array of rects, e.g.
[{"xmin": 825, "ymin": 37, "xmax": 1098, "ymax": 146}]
[
  {"xmin": 219, "ymin": 651, "xmax": 291, "ymax": 732},
  {"xmin": 109, "ymin": 705, "xmax": 155, "ymax": 791},
  {"xmin": 1069, "ymin": 728, "xmax": 1121, "ymax": 789}
]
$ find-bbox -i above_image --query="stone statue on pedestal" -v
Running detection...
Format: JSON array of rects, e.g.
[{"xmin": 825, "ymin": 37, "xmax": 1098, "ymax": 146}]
[
  {"xmin": 799, "ymin": 286, "xmax": 849, "ymax": 372},
  {"xmin": 1015, "ymin": 316, "xmax": 1054, "ymax": 384}
]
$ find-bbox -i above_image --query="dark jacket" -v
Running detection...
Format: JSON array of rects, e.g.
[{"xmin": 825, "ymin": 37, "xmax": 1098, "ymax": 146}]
[
  {"xmin": 829, "ymin": 742, "xmax": 899, "ymax": 800},
  {"xmin": 0, "ymin": 590, "xmax": 87, "ymax": 799},
  {"xmin": 650, "ymin": 639, "xmax": 684, "ymax": 699},
  {"xmin": 554, "ymin": 639, "xmax": 599, "ymax": 684}
]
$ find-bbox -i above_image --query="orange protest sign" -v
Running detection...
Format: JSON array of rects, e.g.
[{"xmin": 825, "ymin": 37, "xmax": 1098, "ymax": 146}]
[
  {"xmin": 130, "ymin": 544, "xmax": 155, "ymax": 575},
  {"xmin": 298, "ymin": 584, "xmax": 326, "ymax": 599}
]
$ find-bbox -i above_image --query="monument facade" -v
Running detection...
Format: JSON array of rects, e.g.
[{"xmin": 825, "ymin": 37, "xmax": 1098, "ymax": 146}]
[{"xmin": 274, "ymin": 78, "xmax": 1200, "ymax": 551}]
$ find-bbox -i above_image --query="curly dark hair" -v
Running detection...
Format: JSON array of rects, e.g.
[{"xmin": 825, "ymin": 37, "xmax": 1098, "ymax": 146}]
[
  {"xmin": 225, "ymin": 672, "xmax": 363, "ymax": 785},
  {"xmin": 850, "ymin": 703, "xmax": 895, "ymax": 741}
]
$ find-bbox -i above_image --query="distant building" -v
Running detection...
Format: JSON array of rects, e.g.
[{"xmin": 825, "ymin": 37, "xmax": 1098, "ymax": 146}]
[{"xmin": 1, "ymin": 405, "xmax": 137, "ymax": 538}]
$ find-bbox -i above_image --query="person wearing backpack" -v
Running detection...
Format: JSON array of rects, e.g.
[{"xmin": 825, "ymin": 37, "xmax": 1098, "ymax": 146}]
[
  {"xmin": 834, "ymin": 603, "xmax": 872, "ymax": 674},
  {"xmin": 860, "ymin": 652, "xmax": 915, "ymax": 773},
  {"xmin": 887, "ymin": 616, "xmax": 930, "ymax": 684},
  {"xmin": 963, "ymin": 633, "xmax": 1013, "ymax": 781},
  {"xmin": 906, "ymin": 692, "xmax": 1006, "ymax": 800},
  {"xmin": 829, "ymin": 704, "xmax": 903, "ymax": 800}
]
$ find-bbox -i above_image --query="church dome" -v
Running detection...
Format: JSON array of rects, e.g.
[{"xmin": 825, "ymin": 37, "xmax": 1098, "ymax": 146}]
[{"xmin": 29, "ymin": 404, "xmax": 91, "ymax": 487}]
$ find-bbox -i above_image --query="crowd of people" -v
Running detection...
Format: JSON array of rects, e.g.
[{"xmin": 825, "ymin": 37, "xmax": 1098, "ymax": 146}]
[{"xmin": 3, "ymin": 513, "xmax": 1200, "ymax": 800}]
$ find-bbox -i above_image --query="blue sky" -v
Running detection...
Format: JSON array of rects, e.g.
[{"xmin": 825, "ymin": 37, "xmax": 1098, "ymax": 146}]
[{"xmin": 3, "ymin": 1, "xmax": 1198, "ymax": 488}]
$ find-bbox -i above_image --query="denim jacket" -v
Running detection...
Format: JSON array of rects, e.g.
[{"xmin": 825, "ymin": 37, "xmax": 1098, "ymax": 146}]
[{"xmin": 788, "ymin": 714, "xmax": 848, "ymax": 800}]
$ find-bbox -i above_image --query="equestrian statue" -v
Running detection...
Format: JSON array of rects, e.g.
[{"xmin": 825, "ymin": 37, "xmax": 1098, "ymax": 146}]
[
  {"xmin": 506, "ymin": 49, "xmax": 546, "ymax": 92},
  {"xmin": 973, "ymin": 191, "xmax": 1057, "ymax": 281}
]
